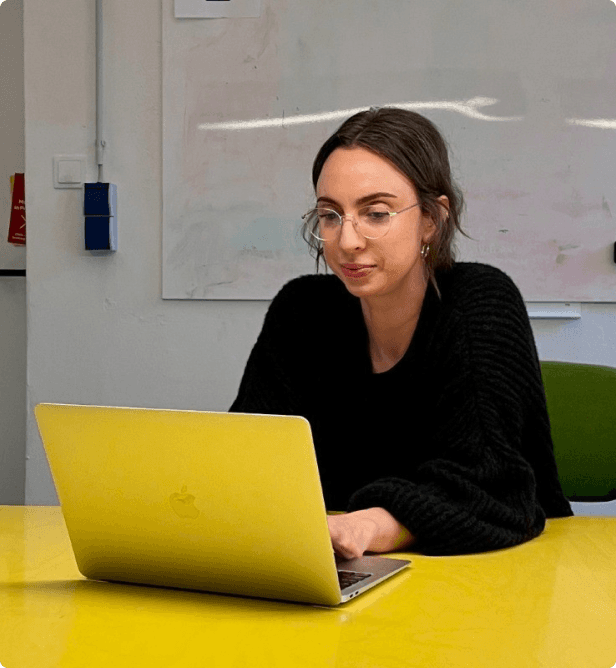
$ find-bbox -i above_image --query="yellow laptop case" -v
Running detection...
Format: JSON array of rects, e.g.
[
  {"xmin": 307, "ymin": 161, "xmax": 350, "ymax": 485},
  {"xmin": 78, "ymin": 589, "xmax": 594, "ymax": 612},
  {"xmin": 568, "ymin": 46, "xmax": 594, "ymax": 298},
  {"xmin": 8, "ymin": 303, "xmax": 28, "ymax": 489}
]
[{"xmin": 34, "ymin": 403, "xmax": 344, "ymax": 605}]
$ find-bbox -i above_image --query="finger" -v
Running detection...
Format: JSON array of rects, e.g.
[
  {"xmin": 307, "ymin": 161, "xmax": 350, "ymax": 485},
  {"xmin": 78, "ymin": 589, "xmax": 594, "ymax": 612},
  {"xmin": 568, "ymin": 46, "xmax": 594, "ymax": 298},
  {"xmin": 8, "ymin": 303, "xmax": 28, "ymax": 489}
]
[
  {"xmin": 331, "ymin": 534, "xmax": 353, "ymax": 559},
  {"xmin": 334, "ymin": 546, "xmax": 355, "ymax": 560},
  {"xmin": 327, "ymin": 516, "xmax": 367, "ymax": 559},
  {"xmin": 334, "ymin": 537, "xmax": 364, "ymax": 560}
]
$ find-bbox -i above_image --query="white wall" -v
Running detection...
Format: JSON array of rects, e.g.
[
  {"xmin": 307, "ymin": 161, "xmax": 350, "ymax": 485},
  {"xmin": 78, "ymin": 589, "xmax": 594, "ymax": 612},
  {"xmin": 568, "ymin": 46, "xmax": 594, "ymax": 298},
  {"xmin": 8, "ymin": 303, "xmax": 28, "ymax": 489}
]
[
  {"xmin": 24, "ymin": 0, "xmax": 616, "ymax": 505},
  {"xmin": 0, "ymin": 0, "xmax": 26, "ymax": 505}
]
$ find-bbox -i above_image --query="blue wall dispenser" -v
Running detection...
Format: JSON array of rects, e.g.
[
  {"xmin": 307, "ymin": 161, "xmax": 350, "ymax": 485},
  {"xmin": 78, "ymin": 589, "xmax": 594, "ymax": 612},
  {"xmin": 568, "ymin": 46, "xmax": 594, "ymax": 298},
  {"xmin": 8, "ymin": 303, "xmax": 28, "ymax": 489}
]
[{"xmin": 84, "ymin": 182, "xmax": 117, "ymax": 252}]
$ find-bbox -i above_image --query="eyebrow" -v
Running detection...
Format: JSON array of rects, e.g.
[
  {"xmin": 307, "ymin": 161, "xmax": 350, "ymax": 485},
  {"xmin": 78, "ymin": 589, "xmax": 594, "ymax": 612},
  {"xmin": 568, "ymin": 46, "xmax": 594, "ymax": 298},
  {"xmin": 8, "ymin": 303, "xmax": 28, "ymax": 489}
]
[{"xmin": 316, "ymin": 192, "xmax": 399, "ymax": 206}]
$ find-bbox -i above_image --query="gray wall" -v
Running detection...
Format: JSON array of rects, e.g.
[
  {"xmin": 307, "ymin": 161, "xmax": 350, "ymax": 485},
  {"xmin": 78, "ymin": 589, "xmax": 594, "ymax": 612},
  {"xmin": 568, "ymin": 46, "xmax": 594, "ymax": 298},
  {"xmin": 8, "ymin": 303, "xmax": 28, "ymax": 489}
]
[
  {"xmin": 21, "ymin": 0, "xmax": 616, "ymax": 505},
  {"xmin": 0, "ymin": 279, "xmax": 26, "ymax": 505},
  {"xmin": 0, "ymin": 0, "xmax": 26, "ymax": 505}
]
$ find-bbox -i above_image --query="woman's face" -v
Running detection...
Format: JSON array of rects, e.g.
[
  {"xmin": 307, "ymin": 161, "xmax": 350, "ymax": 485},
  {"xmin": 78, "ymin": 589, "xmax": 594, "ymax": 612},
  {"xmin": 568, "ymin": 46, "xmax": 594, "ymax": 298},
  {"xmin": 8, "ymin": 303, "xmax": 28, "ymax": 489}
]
[{"xmin": 315, "ymin": 146, "xmax": 438, "ymax": 300}]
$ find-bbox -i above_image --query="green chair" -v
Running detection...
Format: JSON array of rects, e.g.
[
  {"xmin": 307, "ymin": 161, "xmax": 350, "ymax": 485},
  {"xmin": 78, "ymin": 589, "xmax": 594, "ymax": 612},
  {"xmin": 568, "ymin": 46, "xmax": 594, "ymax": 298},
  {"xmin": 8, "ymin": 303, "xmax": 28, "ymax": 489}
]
[{"xmin": 540, "ymin": 361, "xmax": 616, "ymax": 517}]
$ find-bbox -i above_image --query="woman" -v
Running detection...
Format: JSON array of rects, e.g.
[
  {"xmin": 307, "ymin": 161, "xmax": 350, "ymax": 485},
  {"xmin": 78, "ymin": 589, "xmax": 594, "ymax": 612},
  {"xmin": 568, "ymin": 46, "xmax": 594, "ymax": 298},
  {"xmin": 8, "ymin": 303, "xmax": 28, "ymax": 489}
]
[{"xmin": 229, "ymin": 107, "xmax": 573, "ymax": 558}]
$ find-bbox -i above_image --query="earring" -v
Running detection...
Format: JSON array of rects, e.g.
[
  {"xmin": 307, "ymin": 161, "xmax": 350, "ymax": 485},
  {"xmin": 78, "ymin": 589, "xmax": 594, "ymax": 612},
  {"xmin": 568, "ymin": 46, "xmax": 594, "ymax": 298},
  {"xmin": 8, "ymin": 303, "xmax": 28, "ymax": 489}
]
[{"xmin": 421, "ymin": 243, "xmax": 430, "ymax": 260}]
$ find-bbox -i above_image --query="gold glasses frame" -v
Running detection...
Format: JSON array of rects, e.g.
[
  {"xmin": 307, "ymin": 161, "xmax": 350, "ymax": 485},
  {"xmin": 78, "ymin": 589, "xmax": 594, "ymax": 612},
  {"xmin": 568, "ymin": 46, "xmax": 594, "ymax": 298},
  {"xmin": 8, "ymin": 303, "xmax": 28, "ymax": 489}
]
[{"xmin": 302, "ymin": 202, "xmax": 420, "ymax": 242}]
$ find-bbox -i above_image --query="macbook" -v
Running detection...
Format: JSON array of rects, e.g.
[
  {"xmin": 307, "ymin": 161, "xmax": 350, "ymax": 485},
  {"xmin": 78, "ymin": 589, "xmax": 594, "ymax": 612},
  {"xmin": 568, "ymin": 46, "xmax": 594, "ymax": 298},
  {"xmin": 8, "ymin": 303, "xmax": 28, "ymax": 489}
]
[{"xmin": 34, "ymin": 403, "xmax": 410, "ymax": 606}]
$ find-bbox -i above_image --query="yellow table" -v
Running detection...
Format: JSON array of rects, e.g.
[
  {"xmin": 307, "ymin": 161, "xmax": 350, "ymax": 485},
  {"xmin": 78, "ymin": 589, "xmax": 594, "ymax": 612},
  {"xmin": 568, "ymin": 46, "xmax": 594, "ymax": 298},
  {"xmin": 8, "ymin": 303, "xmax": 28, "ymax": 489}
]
[{"xmin": 2, "ymin": 506, "xmax": 616, "ymax": 668}]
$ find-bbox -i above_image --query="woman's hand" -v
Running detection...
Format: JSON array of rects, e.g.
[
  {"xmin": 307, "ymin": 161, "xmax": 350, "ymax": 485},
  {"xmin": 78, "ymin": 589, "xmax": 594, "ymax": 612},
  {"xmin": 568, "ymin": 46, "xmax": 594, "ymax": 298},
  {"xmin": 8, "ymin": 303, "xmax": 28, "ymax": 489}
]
[
  {"xmin": 327, "ymin": 512, "xmax": 379, "ymax": 559},
  {"xmin": 327, "ymin": 507, "xmax": 416, "ymax": 559}
]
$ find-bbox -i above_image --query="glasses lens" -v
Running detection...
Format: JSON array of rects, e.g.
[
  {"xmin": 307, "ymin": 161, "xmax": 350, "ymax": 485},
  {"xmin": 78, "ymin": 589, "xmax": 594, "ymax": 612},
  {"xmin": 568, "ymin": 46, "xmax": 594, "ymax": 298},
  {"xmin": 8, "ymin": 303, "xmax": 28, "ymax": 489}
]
[
  {"xmin": 305, "ymin": 205, "xmax": 392, "ymax": 241},
  {"xmin": 307, "ymin": 208, "xmax": 340, "ymax": 242},
  {"xmin": 357, "ymin": 204, "xmax": 391, "ymax": 239}
]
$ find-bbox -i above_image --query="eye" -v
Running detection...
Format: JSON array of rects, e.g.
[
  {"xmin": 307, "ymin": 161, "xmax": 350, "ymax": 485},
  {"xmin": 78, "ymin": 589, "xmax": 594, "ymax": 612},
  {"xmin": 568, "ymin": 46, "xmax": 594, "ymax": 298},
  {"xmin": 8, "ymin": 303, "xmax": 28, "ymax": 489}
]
[
  {"xmin": 317, "ymin": 209, "xmax": 340, "ymax": 223},
  {"xmin": 360, "ymin": 204, "xmax": 391, "ymax": 222}
]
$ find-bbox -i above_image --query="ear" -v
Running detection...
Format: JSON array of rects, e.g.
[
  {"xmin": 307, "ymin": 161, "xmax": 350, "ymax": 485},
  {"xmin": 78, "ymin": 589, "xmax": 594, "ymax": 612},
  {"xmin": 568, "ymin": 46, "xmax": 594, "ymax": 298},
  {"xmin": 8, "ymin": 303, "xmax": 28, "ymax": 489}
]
[
  {"xmin": 436, "ymin": 195, "xmax": 450, "ymax": 220},
  {"xmin": 422, "ymin": 195, "xmax": 449, "ymax": 244},
  {"xmin": 422, "ymin": 217, "xmax": 437, "ymax": 244}
]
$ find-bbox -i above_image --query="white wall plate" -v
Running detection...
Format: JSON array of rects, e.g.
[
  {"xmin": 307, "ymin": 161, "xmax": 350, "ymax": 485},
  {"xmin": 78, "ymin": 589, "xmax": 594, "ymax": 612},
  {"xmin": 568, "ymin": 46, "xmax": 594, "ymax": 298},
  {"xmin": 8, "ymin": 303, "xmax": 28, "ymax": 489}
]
[{"xmin": 53, "ymin": 155, "xmax": 86, "ymax": 189}]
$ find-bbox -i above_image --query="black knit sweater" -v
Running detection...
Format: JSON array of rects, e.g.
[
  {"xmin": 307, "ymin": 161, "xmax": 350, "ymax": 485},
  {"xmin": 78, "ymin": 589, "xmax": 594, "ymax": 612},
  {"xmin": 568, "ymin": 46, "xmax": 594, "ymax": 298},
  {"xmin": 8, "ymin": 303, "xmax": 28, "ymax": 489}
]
[{"xmin": 229, "ymin": 262, "xmax": 573, "ymax": 556}]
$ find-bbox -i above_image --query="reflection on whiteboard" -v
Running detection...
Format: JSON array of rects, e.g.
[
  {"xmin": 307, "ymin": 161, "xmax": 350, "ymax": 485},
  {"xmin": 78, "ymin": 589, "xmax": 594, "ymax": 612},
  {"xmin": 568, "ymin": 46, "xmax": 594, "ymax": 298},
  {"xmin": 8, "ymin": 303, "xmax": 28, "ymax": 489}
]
[
  {"xmin": 163, "ymin": 0, "xmax": 616, "ymax": 301},
  {"xmin": 196, "ymin": 97, "xmax": 524, "ymax": 131}
]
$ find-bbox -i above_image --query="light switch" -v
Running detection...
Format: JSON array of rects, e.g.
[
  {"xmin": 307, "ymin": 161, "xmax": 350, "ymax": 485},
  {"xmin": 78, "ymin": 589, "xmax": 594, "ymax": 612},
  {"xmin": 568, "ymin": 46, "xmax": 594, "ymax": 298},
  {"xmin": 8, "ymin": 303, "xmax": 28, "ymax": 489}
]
[
  {"xmin": 58, "ymin": 160, "xmax": 81, "ymax": 183},
  {"xmin": 53, "ymin": 155, "xmax": 86, "ymax": 189}
]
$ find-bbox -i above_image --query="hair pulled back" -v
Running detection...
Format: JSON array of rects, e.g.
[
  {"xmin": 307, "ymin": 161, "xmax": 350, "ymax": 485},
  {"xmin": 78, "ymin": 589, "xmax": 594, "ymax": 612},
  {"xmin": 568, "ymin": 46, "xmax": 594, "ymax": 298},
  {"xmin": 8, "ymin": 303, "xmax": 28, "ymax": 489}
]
[{"xmin": 301, "ymin": 107, "xmax": 469, "ymax": 296}]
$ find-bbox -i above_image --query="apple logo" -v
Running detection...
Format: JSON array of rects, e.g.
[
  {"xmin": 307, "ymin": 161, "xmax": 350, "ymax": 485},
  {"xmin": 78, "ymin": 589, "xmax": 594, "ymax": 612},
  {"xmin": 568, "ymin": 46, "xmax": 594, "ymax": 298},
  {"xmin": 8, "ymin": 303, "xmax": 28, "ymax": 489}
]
[{"xmin": 169, "ymin": 485, "xmax": 200, "ymax": 519}]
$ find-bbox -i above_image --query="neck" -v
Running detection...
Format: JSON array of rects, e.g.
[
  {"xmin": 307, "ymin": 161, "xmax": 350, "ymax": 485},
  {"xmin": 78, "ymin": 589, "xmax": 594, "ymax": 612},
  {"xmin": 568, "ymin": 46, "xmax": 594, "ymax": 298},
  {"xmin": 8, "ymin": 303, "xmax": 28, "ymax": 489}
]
[{"xmin": 361, "ymin": 273, "xmax": 428, "ymax": 365}]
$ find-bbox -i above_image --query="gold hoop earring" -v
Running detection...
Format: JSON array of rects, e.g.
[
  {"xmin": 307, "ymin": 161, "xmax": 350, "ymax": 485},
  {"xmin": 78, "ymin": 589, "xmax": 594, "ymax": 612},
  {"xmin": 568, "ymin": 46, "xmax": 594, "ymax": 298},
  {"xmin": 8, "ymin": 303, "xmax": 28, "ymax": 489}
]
[{"xmin": 421, "ymin": 243, "xmax": 430, "ymax": 260}]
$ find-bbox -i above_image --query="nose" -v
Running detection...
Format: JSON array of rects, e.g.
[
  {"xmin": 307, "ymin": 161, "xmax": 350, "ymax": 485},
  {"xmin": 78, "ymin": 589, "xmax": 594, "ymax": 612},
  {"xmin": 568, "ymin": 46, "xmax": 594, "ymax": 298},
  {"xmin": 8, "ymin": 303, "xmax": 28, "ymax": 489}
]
[{"xmin": 337, "ymin": 214, "xmax": 366, "ymax": 249}]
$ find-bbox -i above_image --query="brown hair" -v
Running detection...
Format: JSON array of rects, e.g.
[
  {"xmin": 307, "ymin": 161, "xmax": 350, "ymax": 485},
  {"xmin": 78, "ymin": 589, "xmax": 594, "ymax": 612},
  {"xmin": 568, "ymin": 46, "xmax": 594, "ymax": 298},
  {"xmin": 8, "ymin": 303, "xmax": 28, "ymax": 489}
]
[{"xmin": 300, "ymin": 107, "xmax": 470, "ymax": 297}]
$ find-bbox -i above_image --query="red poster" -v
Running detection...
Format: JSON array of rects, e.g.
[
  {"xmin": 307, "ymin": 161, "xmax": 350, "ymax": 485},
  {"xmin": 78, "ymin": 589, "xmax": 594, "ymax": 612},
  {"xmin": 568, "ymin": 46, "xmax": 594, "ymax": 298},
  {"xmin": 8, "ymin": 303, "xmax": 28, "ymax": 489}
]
[{"xmin": 8, "ymin": 172, "xmax": 26, "ymax": 246}]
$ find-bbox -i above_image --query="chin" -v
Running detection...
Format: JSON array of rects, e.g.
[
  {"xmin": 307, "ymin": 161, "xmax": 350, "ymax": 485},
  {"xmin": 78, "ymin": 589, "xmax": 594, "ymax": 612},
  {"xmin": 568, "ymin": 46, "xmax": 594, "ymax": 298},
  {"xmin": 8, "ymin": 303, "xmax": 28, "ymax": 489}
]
[{"xmin": 338, "ymin": 272, "xmax": 380, "ymax": 295}]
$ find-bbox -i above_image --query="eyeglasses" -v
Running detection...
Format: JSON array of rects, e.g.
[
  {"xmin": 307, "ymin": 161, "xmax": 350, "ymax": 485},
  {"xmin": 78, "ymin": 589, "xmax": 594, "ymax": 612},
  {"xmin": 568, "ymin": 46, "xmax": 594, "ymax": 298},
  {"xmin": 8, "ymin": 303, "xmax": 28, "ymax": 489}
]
[{"xmin": 302, "ymin": 203, "xmax": 419, "ymax": 242}]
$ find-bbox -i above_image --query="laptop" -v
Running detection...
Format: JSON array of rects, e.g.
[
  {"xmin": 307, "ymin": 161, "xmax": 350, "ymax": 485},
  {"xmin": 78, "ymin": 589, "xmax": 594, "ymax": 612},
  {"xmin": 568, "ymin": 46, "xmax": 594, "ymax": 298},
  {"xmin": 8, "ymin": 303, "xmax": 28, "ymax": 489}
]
[{"xmin": 34, "ymin": 403, "xmax": 411, "ymax": 606}]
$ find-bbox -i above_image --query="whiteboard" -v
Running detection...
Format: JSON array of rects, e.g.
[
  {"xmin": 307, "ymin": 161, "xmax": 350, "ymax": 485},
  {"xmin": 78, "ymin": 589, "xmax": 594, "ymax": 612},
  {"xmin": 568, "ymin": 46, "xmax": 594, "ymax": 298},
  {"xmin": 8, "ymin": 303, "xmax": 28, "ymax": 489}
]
[{"xmin": 162, "ymin": 0, "xmax": 616, "ymax": 301}]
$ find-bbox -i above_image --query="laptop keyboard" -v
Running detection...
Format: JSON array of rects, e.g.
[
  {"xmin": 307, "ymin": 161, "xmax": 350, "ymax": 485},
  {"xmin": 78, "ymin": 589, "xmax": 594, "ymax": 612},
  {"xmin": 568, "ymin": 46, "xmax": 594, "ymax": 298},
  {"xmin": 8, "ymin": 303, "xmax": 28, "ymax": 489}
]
[{"xmin": 338, "ymin": 570, "xmax": 372, "ymax": 590}]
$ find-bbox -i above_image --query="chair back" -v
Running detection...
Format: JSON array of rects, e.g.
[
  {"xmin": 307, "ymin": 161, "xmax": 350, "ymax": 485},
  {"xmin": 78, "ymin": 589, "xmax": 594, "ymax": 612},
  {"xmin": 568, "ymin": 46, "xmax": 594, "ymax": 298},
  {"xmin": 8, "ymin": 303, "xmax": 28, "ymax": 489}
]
[{"xmin": 540, "ymin": 361, "xmax": 616, "ymax": 500}]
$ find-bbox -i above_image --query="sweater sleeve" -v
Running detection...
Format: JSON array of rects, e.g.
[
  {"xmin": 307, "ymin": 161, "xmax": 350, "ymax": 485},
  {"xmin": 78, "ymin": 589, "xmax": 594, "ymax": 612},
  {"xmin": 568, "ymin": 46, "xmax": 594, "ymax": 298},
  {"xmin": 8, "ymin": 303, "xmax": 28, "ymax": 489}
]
[{"xmin": 347, "ymin": 265, "xmax": 572, "ymax": 556}]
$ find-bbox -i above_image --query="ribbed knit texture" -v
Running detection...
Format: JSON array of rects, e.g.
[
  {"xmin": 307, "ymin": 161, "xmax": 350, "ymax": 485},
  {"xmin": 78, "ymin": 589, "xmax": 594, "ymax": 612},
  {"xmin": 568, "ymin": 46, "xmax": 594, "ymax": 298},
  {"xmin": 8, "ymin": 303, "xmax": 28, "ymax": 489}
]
[{"xmin": 229, "ymin": 262, "xmax": 573, "ymax": 556}]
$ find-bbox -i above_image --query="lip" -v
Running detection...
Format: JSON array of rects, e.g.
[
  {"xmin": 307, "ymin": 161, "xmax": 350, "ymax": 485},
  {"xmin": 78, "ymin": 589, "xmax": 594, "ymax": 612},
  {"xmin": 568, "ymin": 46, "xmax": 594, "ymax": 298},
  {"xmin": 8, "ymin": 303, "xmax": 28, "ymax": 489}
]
[
  {"xmin": 341, "ymin": 264, "xmax": 374, "ymax": 270},
  {"xmin": 341, "ymin": 265, "xmax": 375, "ymax": 278}
]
